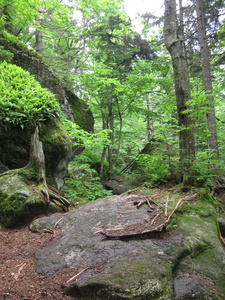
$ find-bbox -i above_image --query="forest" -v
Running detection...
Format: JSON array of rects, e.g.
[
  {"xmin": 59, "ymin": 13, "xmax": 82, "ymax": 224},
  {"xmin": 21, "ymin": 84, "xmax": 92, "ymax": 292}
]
[
  {"xmin": 2, "ymin": 1, "xmax": 225, "ymax": 299},
  {"xmin": 0, "ymin": 0, "xmax": 225, "ymax": 204}
]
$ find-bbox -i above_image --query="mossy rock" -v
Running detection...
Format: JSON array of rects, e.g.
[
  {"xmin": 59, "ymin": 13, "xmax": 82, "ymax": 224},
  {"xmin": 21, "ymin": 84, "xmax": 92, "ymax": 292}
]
[
  {"xmin": 32, "ymin": 190, "xmax": 225, "ymax": 299},
  {"xmin": 0, "ymin": 171, "xmax": 50, "ymax": 227},
  {"xmin": 39, "ymin": 117, "xmax": 72, "ymax": 188},
  {"xmin": 0, "ymin": 117, "xmax": 72, "ymax": 189},
  {"xmin": 65, "ymin": 89, "xmax": 94, "ymax": 132},
  {"xmin": 0, "ymin": 32, "xmax": 94, "ymax": 132}
]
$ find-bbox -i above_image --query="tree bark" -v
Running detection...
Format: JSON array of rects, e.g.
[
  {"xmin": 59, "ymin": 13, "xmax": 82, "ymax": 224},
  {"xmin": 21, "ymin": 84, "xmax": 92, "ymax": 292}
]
[
  {"xmin": 164, "ymin": 0, "xmax": 195, "ymax": 173},
  {"xmin": 147, "ymin": 93, "xmax": 154, "ymax": 141},
  {"xmin": 107, "ymin": 98, "xmax": 114, "ymax": 174},
  {"xmin": 25, "ymin": 127, "xmax": 70, "ymax": 209},
  {"xmin": 28, "ymin": 126, "xmax": 47, "ymax": 185},
  {"xmin": 195, "ymin": 0, "xmax": 218, "ymax": 161}
]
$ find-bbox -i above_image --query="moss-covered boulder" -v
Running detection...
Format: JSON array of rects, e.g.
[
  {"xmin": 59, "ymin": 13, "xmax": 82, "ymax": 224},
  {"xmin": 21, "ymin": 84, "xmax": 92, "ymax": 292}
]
[
  {"xmin": 0, "ymin": 170, "xmax": 56, "ymax": 228},
  {"xmin": 30, "ymin": 188, "xmax": 225, "ymax": 299},
  {"xmin": 0, "ymin": 117, "xmax": 72, "ymax": 189},
  {"xmin": 39, "ymin": 117, "xmax": 72, "ymax": 188},
  {"xmin": 0, "ymin": 32, "xmax": 94, "ymax": 132},
  {"xmin": 0, "ymin": 32, "xmax": 94, "ymax": 188}
]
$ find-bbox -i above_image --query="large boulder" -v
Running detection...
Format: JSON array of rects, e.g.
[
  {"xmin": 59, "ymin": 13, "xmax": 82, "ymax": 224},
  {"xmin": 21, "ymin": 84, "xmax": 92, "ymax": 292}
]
[
  {"xmin": 0, "ymin": 117, "xmax": 72, "ymax": 189},
  {"xmin": 0, "ymin": 170, "xmax": 55, "ymax": 228},
  {"xmin": 30, "ymin": 187, "xmax": 225, "ymax": 299},
  {"xmin": 0, "ymin": 33, "xmax": 94, "ymax": 188}
]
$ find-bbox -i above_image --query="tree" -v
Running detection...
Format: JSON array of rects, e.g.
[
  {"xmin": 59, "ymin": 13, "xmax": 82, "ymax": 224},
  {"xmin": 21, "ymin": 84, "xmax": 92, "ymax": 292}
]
[
  {"xmin": 164, "ymin": 0, "xmax": 195, "ymax": 176},
  {"xmin": 195, "ymin": 0, "xmax": 218, "ymax": 161}
]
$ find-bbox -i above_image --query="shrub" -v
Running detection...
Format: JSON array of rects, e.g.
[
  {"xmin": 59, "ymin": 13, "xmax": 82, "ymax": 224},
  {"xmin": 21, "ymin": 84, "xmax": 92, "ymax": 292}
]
[
  {"xmin": 129, "ymin": 154, "xmax": 170, "ymax": 186},
  {"xmin": 0, "ymin": 61, "xmax": 59, "ymax": 128},
  {"xmin": 62, "ymin": 155, "xmax": 112, "ymax": 207}
]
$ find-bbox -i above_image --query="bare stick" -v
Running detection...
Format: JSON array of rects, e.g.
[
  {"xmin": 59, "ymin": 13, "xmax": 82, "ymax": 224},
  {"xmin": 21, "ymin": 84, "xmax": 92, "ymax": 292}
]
[
  {"xmin": 150, "ymin": 212, "xmax": 162, "ymax": 226},
  {"xmin": 14, "ymin": 263, "xmax": 26, "ymax": 280},
  {"xmin": 66, "ymin": 266, "xmax": 90, "ymax": 283},
  {"xmin": 146, "ymin": 199, "xmax": 154, "ymax": 210},
  {"xmin": 93, "ymin": 228, "xmax": 124, "ymax": 234},
  {"xmin": 165, "ymin": 196, "xmax": 168, "ymax": 217},
  {"xmin": 54, "ymin": 216, "xmax": 64, "ymax": 228}
]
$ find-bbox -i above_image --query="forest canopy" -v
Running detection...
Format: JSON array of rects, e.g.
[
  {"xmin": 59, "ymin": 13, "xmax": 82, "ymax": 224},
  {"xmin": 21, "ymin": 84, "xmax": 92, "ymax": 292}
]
[{"xmin": 0, "ymin": 0, "xmax": 225, "ymax": 189}]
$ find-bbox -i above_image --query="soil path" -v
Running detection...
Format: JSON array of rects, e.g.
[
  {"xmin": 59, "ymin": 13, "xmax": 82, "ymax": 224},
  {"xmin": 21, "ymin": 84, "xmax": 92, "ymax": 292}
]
[{"xmin": 0, "ymin": 220, "xmax": 77, "ymax": 300}]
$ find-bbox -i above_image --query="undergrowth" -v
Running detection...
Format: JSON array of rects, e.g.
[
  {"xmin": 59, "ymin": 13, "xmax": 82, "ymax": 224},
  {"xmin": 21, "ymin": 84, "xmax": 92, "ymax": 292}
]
[{"xmin": 62, "ymin": 154, "xmax": 112, "ymax": 207}]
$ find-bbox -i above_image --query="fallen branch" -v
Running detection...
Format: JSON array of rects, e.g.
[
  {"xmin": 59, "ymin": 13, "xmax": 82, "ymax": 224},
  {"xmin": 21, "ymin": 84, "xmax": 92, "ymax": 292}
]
[
  {"xmin": 66, "ymin": 266, "xmax": 91, "ymax": 283},
  {"xmin": 165, "ymin": 196, "xmax": 168, "ymax": 217},
  {"xmin": 95, "ymin": 193, "xmax": 198, "ymax": 240},
  {"xmin": 98, "ymin": 226, "xmax": 163, "ymax": 240},
  {"xmin": 150, "ymin": 212, "xmax": 162, "ymax": 226},
  {"xmin": 54, "ymin": 216, "xmax": 64, "ymax": 228},
  {"xmin": 93, "ymin": 227, "xmax": 124, "ymax": 234},
  {"xmin": 146, "ymin": 199, "xmax": 154, "ymax": 210},
  {"xmin": 13, "ymin": 262, "xmax": 26, "ymax": 280}
]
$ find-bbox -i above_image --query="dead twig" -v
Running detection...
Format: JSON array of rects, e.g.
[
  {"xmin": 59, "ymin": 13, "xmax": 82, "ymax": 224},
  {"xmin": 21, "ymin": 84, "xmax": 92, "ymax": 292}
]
[
  {"xmin": 43, "ymin": 229, "xmax": 54, "ymax": 234},
  {"xmin": 54, "ymin": 216, "xmax": 64, "ymax": 228},
  {"xmin": 150, "ymin": 212, "xmax": 162, "ymax": 226},
  {"xmin": 66, "ymin": 266, "xmax": 91, "ymax": 283},
  {"xmin": 146, "ymin": 199, "xmax": 154, "ymax": 210},
  {"xmin": 96, "ymin": 193, "xmax": 198, "ymax": 240},
  {"xmin": 13, "ymin": 262, "xmax": 26, "ymax": 280},
  {"xmin": 165, "ymin": 196, "xmax": 168, "ymax": 217}
]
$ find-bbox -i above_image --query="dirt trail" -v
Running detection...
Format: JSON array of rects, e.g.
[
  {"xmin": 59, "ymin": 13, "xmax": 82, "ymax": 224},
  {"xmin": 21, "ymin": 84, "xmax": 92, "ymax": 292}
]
[{"xmin": 0, "ymin": 221, "xmax": 76, "ymax": 300}]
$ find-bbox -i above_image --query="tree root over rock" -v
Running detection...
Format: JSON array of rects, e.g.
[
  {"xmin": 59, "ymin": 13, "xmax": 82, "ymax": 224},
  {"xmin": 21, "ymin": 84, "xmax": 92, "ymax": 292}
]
[
  {"xmin": 94, "ymin": 193, "xmax": 197, "ymax": 240},
  {"xmin": 27, "ymin": 127, "xmax": 70, "ymax": 212}
]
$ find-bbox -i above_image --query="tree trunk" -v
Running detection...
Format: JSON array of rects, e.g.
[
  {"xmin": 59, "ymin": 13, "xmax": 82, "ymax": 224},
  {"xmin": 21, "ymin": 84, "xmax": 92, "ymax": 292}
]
[
  {"xmin": 35, "ymin": 29, "xmax": 43, "ymax": 54},
  {"xmin": 99, "ymin": 120, "xmax": 108, "ymax": 179},
  {"xmin": 195, "ymin": 0, "xmax": 218, "ymax": 161},
  {"xmin": 147, "ymin": 93, "xmax": 154, "ymax": 141},
  {"xmin": 108, "ymin": 98, "xmax": 114, "ymax": 174},
  {"xmin": 115, "ymin": 97, "xmax": 123, "ymax": 164},
  {"xmin": 164, "ymin": 0, "xmax": 195, "ymax": 174},
  {"xmin": 25, "ymin": 127, "xmax": 70, "ymax": 209},
  {"xmin": 27, "ymin": 126, "xmax": 46, "ymax": 185}
]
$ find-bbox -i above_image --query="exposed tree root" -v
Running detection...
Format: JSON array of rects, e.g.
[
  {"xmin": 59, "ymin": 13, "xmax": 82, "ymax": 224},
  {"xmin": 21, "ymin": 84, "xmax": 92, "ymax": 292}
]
[{"xmin": 94, "ymin": 193, "xmax": 198, "ymax": 240}]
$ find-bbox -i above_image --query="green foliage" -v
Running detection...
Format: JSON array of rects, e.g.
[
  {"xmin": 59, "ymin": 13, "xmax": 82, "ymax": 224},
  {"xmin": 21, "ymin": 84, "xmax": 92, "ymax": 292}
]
[
  {"xmin": 61, "ymin": 114, "xmax": 111, "ymax": 149},
  {"xmin": 0, "ymin": 45, "xmax": 14, "ymax": 62},
  {"xmin": 62, "ymin": 155, "xmax": 112, "ymax": 207},
  {"xmin": 0, "ymin": 61, "xmax": 59, "ymax": 128},
  {"xmin": 188, "ymin": 153, "xmax": 219, "ymax": 187},
  {"xmin": 128, "ymin": 154, "xmax": 171, "ymax": 187}
]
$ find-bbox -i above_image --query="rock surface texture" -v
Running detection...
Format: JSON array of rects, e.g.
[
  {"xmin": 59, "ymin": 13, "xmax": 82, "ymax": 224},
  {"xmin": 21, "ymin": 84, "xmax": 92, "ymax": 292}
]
[{"xmin": 30, "ymin": 187, "xmax": 225, "ymax": 299}]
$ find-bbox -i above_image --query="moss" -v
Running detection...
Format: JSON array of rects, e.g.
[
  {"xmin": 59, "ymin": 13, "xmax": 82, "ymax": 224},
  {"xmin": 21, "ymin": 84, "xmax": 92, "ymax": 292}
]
[
  {"xmin": 18, "ymin": 168, "xmax": 38, "ymax": 182},
  {"xmin": 39, "ymin": 117, "xmax": 72, "ymax": 178},
  {"xmin": 0, "ymin": 189, "xmax": 45, "ymax": 227},
  {"xmin": 65, "ymin": 89, "xmax": 94, "ymax": 132},
  {"xmin": 0, "ymin": 172, "xmax": 47, "ymax": 227}
]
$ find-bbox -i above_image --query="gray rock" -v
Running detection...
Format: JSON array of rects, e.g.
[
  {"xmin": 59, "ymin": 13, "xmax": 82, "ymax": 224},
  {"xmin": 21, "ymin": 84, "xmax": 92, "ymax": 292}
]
[{"xmin": 31, "ymin": 191, "xmax": 225, "ymax": 299}]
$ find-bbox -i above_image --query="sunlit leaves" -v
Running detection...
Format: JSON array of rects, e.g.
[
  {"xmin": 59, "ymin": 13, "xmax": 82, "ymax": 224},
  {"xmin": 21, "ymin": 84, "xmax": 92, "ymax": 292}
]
[{"xmin": 0, "ymin": 62, "xmax": 59, "ymax": 127}]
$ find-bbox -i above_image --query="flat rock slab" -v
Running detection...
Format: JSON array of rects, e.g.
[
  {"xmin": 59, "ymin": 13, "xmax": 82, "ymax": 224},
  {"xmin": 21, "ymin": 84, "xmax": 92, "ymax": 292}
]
[{"xmin": 30, "ymin": 188, "xmax": 225, "ymax": 299}]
